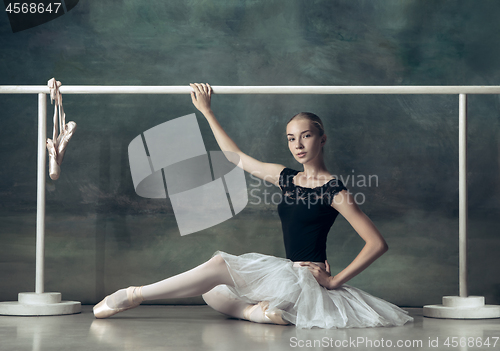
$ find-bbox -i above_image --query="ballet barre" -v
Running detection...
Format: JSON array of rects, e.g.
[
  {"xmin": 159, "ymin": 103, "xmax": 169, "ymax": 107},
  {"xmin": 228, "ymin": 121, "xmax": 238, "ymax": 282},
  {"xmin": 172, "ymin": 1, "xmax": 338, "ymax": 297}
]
[
  {"xmin": 2, "ymin": 85, "xmax": 500, "ymax": 94},
  {"xmin": 0, "ymin": 85, "xmax": 499, "ymax": 319}
]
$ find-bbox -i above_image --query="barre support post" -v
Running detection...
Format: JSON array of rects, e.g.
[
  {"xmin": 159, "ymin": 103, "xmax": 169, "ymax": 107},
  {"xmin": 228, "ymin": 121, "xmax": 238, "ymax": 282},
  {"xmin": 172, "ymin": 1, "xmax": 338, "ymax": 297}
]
[
  {"xmin": 459, "ymin": 93, "xmax": 468, "ymax": 298},
  {"xmin": 0, "ymin": 94, "xmax": 81, "ymax": 316},
  {"xmin": 423, "ymin": 94, "xmax": 500, "ymax": 319},
  {"xmin": 36, "ymin": 92, "xmax": 46, "ymax": 294}
]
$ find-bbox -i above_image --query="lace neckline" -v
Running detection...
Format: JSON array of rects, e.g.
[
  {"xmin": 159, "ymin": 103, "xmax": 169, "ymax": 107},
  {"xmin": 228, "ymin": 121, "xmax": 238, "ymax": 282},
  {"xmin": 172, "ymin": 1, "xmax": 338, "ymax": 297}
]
[{"xmin": 291, "ymin": 171, "xmax": 336, "ymax": 190}]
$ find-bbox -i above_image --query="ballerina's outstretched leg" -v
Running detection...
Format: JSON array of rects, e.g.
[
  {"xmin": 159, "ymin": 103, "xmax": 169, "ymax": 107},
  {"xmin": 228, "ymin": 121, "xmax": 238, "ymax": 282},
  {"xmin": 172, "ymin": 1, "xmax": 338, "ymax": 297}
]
[
  {"xmin": 93, "ymin": 255, "xmax": 288, "ymax": 324},
  {"xmin": 94, "ymin": 255, "xmax": 233, "ymax": 318}
]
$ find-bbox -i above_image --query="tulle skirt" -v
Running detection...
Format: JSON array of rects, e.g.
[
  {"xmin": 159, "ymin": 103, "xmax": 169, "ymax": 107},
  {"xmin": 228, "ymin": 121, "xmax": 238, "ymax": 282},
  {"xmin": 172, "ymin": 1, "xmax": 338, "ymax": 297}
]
[{"xmin": 210, "ymin": 250, "xmax": 414, "ymax": 329}]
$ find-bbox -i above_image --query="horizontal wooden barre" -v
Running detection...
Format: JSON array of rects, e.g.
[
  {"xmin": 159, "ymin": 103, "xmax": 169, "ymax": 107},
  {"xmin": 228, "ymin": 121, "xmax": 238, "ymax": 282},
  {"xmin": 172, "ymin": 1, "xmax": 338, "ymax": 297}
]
[{"xmin": 1, "ymin": 85, "xmax": 500, "ymax": 94}]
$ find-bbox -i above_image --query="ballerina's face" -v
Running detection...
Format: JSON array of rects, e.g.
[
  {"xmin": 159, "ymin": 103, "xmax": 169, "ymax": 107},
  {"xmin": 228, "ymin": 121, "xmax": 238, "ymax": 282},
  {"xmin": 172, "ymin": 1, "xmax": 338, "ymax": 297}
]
[{"xmin": 286, "ymin": 119, "xmax": 326, "ymax": 163}]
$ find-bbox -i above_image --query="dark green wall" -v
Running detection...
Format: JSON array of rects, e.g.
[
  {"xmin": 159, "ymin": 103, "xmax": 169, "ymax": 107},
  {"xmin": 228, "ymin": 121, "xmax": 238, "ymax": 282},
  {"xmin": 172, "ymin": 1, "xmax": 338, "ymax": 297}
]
[{"xmin": 0, "ymin": 0, "xmax": 499, "ymax": 306}]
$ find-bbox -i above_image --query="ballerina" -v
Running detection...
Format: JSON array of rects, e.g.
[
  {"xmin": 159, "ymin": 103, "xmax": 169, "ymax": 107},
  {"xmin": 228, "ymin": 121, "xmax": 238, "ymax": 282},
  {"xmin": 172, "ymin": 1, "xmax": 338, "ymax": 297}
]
[{"xmin": 93, "ymin": 83, "xmax": 413, "ymax": 329}]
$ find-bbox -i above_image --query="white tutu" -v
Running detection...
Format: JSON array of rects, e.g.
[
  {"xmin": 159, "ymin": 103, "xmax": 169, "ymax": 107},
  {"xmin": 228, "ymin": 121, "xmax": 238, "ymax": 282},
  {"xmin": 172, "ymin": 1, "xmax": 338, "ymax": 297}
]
[{"xmin": 211, "ymin": 250, "xmax": 414, "ymax": 329}]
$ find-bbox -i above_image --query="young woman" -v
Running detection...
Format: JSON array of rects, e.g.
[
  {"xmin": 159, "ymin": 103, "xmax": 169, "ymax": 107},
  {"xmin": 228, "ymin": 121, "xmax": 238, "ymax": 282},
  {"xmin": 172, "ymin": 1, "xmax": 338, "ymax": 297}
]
[{"xmin": 93, "ymin": 83, "xmax": 413, "ymax": 329}]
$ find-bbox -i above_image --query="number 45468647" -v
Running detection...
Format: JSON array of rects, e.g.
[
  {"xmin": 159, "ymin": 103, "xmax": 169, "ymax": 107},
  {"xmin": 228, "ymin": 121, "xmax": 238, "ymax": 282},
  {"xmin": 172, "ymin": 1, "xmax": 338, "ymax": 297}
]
[{"xmin": 5, "ymin": 3, "xmax": 62, "ymax": 14}]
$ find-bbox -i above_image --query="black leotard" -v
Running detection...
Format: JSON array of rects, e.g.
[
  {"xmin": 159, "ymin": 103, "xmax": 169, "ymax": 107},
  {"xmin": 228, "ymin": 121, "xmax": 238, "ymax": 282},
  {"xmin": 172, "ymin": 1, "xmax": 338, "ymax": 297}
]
[{"xmin": 277, "ymin": 167, "xmax": 347, "ymax": 262}]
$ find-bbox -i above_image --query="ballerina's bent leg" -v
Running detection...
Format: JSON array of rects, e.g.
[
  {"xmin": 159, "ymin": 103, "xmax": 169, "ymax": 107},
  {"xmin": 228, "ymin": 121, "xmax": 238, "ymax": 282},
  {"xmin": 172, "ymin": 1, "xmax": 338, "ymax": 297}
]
[{"xmin": 201, "ymin": 287, "xmax": 288, "ymax": 324}]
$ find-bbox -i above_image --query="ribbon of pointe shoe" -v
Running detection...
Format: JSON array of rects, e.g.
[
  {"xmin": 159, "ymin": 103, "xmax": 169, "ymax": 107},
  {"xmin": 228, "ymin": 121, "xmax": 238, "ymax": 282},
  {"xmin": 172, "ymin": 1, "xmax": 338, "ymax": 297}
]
[
  {"xmin": 47, "ymin": 78, "xmax": 62, "ymax": 144},
  {"xmin": 46, "ymin": 78, "xmax": 77, "ymax": 178},
  {"xmin": 46, "ymin": 78, "xmax": 62, "ymax": 180}
]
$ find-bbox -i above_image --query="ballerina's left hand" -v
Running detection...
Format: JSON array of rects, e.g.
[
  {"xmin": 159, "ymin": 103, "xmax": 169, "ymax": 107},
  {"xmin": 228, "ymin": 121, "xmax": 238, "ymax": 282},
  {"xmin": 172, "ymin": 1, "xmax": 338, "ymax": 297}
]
[{"xmin": 300, "ymin": 261, "xmax": 341, "ymax": 290}]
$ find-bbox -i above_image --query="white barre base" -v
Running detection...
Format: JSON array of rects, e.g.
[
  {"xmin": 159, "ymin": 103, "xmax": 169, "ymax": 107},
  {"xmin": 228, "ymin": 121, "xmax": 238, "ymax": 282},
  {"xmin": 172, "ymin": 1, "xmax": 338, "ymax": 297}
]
[
  {"xmin": 0, "ymin": 292, "xmax": 81, "ymax": 316},
  {"xmin": 423, "ymin": 296, "xmax": 500, "ymax": 319}
]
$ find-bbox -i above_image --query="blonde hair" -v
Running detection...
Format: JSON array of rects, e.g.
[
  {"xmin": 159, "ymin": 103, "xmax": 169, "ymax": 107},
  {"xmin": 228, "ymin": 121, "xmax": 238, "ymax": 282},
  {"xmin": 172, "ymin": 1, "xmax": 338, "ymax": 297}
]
[{"xmin": 287, "ymin": 112, "xmax": 325, "ymax": 153}]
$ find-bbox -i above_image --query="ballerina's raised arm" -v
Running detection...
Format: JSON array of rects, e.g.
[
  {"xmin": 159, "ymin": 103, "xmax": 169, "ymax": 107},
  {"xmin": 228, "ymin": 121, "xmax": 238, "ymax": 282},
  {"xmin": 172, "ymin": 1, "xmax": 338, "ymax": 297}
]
[{"xmin": 190, "ymin": 82, "xmax": 285, "ymax": 187}]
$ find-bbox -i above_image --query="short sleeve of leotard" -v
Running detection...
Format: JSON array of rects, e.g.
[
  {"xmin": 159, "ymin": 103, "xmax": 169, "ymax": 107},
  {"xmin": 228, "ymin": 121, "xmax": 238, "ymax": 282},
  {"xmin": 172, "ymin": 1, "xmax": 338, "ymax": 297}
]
[
  {"xmin": 326, "ymin": 177, "xmax": 348, "ymax": 202},
  {"xmin": 278, "ymin": 167, "xmax": 296, "ymax": 191}
]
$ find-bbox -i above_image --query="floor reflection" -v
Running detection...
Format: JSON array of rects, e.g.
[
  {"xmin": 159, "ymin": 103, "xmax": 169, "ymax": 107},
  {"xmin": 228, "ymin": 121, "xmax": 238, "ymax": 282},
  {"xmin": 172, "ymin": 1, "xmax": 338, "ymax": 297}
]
[{"xmin": 0, "ymin": 307, "xmax": 499, "ymax": 351}]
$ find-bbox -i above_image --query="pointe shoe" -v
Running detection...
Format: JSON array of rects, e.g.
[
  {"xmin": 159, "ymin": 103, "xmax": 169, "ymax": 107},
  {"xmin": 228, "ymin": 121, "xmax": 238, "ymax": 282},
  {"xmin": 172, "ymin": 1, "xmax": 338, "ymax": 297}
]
[
  {"xmin": 56, "ymin": 121, "xmax": 77, "ymax": 165},
  {"xmin": 93, "ymin": 286, "xmax": 144, "ymax": 319},
  {"xmin": 264, "ymin": 309, "xmax": 290, "ymax": 325},
  {"xmin": 243, "ymin": 301, "xmax": 290, "ymax": 325},
  {"xmin": 260, "ymin": 301, "xmax": 291, "ymax": 325},
  {"xmin": 243, "ymin": 302, "xmax": 261, "ymax": 322},
  {"xmin": 46, "ymin": 138, "xmax": 60, "ymax": 180},
  {"xmin": 46, "ymin": 78, "xmax": 76, "ymax": 180}
]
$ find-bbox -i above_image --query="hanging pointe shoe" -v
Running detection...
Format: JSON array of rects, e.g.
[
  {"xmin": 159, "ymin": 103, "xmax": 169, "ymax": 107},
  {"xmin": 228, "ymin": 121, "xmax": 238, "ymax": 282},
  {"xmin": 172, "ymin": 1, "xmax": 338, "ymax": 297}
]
[
  {"xmin": 93, "ymin": 286, "xmax": 144, "ymax": 319},
  {"xmin": 56, "ymin": 121, "xmax": 77, "ymax": 165},
  {"xmin": 243, "ymin": 301, "xmax": 290, "ymax": 325},
  {"xmin": 46, "ymin": 138, "xmax": 60, "ymax": 180}
]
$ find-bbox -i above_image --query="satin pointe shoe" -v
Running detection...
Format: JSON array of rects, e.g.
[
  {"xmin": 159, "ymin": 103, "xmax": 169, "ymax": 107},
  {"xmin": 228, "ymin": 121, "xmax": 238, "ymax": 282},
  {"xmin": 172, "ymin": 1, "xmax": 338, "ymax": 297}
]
[
  {"xmin": 261, "ymin": 301, "xmax": 291, "ymax": 325},
  {"xmin": 56, "ymin": 121, "xmax": 77, "ymax": 165},
  {"xmin": 46, "ymin": 138, "xmax": 60, "ymax": 180},
  {"xmin": 93, "ymin": 286, "xmax": 144, "ymax": 319},
  {"xmin": 264, "ymin": 310, "xmax": 290, "ymax": 325},
  {"xmin": 243, "ymin": 301, "xmax": 290, "ymax": 325},
  {"xmin": 243, "ymin": 302, "xmax": 262, "ymax": 322},
  {"xmin": 47, "ymin": 77, "xmax": 77, "ymax": 180}
]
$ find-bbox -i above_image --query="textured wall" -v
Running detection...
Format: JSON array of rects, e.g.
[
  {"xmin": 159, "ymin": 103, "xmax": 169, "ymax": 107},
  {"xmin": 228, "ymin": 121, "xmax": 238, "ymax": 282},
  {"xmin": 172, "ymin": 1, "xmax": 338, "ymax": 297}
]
[{"xmin": 0, "ymin": 0, "xmax": 499, "ymax": 306}]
